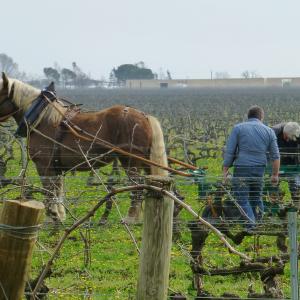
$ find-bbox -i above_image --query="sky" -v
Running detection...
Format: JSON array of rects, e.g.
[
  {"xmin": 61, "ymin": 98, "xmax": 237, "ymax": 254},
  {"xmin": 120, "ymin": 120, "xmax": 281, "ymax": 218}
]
[{"xmin": 1, "ymin": 0, "xmax": 300, "ymax": 80}]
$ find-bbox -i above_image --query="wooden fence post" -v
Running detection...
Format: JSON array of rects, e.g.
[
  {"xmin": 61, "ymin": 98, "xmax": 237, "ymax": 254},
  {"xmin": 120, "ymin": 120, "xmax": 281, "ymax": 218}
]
[
  {"xmin": 288, "ymin": 208, "xmax": 299, "ymax": 300},
  {"xmin": 136, "ymin": 175, "xmax": 173, "ymax": 300},
  {"xmin": 0, "ymin": 200, "xmax": 44, "ymax": 300}
]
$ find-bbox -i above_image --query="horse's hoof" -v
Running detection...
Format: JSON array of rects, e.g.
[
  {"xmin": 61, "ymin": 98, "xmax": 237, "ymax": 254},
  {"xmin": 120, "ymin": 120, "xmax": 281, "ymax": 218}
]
[
  {"xmin": 98, "ymin": 218, "xmax": 108, "ymax": 226},
  {"xmin": 232, "ymin": 231, "xmax": 247, "ymax": 244},
  {"xmin": 172, "ymin": 231, "xmax": 181, "ymax": 242},
  {"xmin": 47, "ymin": 223, "xmax": 61, "ymax": 236},
  {"xmin": 122, "ymin": 216, "xmax": 136, "ymax": 225},
  {"xmin": 122, "ymin": 216, "xmax": 142, "ymax": 225},
  {"xmin": 86, "ymin": 177, "xmax": 100, "ymax": 186}
]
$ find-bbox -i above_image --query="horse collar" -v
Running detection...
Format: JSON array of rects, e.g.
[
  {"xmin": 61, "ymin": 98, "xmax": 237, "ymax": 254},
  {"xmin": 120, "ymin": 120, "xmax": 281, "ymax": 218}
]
[{"xmin": 15, "ymin": 86, "xmax": 57, "ymax": 138}]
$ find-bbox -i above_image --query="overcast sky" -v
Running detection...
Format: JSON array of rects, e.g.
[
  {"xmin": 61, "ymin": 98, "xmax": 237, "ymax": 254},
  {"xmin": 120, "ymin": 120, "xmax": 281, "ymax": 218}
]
[{"xmin": 2, "ymin": 0, "xmax": 300, "ymax": 79}]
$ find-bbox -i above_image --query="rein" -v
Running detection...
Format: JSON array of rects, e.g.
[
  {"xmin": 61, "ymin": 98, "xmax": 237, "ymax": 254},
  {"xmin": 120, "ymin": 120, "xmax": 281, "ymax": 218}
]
[{"xmin": 0, "ymin": 109, "xmax": 20, "ymax": 122}]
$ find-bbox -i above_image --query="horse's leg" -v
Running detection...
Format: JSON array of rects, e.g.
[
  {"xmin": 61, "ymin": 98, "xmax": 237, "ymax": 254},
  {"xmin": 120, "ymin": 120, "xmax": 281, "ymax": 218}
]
[
  {"xmin": 38, "ymin": 171, "xmax": 66, "ymax": 223},
  {"xmin": 125, "ymin": 170, "xmax": 144, "ymax": 224},
  {"xmin": 98, "ymin": 159, "xmax": 119, "ymax": 225},
  {"xmin": 119, "ymin": 157, "xmax": 144, "ymax": 224},
  {"xmin": 125, "ymin": 169, "xmax": 183, "ymax": 229},
  {"xmin": 187, "ymin": 221, "xmax": 209, "ymax": 295},
  {"xmin": 55, "ymin": 175, "xmax": 66, "ymax": 221},
  {"xmin": 172, "ymin": 187, "xmax": 185, "ymax": 240},
  {"xmin": 86, "ymin": 170, "xmax": 100, "ymax": 186}
]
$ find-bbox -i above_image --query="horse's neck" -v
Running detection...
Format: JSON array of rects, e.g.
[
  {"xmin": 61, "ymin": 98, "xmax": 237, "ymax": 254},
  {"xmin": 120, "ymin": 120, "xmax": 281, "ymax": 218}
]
[{"xmin": 10, "ymin": 79, "xmax": 66, "ymax": 127}]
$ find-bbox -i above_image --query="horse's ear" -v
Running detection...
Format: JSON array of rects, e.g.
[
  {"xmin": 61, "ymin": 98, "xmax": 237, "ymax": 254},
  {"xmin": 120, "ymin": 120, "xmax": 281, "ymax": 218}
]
[
  {"xmin": 2, "ymin": 72, "xmax": 9, "ymax": 88},
  {"xmin": 46, "ymin": 81, "xmax": 56, "ymax": 93},
  {"xmin": 8, "ymin": 83, "xmax": 15, "ymax": 99}
]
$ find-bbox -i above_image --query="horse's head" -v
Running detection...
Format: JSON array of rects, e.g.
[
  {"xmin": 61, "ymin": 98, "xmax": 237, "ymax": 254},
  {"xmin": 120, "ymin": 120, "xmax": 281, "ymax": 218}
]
[
  {"xmin": 0, "ymin": 74, "xmax": 65, "ymax": 127},
  {"xmin": 0, "ymin": 72, "xmax": 17, "ymax": 122},
  {"xmin": 0, "ymin": 72, "xmax": 42, "ymax": 124}
]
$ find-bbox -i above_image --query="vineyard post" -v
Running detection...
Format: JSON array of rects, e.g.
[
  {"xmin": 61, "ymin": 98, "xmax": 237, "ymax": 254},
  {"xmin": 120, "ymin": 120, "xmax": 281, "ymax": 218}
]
[
  {"xmin": 287, "ymin": 208, "xmax": 299, "ymax": 300},
  {"xmin": 0, "ymin": 200, "xmax": 44, "ymax": 300},
  {"xmin": 136, "ymin": 176, "xmax": 173, "ymax": 300}
]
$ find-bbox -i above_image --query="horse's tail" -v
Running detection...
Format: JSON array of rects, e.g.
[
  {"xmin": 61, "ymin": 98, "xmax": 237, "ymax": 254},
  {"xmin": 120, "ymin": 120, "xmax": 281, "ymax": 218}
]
[{"xmin": 148, "ymin": 116, "xmax": 168, "ymax": 176}]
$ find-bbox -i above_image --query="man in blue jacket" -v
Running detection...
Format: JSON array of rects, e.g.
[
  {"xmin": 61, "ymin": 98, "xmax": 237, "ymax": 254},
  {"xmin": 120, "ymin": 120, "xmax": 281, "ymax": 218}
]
[{"xmin": 223, "ymin": 105, "xmax": 280, "ymax": 229}]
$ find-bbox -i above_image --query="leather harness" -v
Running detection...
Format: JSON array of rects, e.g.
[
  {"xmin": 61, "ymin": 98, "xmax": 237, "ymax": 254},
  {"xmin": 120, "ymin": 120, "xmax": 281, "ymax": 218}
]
[
  {"xmin": 52, "ymin": 107, "xmax": 80, "ymax": 175},
  {"xmin": 15, "ymin": 83, "xmax": 57, "ymax": 138},
  {"xmin": 10, "ymin": 83, "xmax": 79, "ymax": 175}
]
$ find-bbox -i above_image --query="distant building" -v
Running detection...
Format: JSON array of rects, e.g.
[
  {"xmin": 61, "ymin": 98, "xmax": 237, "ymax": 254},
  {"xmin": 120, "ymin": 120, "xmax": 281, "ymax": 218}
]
[{"xmin": 125, "ymin": 77, "xmax": 300, "ymax": 89}]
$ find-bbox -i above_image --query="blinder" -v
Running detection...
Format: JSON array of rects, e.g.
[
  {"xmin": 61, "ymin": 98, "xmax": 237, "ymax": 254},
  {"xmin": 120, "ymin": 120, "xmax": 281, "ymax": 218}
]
[{"xmin": 15, "ymin": 82, "xmax": 57, "ymax": 137}]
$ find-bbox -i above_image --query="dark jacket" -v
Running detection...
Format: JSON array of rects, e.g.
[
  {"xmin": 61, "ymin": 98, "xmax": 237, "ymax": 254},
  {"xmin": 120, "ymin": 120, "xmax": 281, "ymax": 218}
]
[{"xmin": 272, "ymin": 123, "xmax": 300, "ymax": 165}]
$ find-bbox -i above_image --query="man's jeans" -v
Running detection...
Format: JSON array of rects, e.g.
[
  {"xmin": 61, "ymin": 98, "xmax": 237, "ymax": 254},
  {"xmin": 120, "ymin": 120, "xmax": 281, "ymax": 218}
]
[{"xmin": 232, "ymin": 166, "xmax": 265, "ymax": 228}]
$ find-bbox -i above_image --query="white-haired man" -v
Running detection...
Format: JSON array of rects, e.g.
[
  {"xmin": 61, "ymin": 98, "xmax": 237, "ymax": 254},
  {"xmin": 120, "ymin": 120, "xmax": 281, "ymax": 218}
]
[{"xmin": 272, "ymin": 122, "xmax": 300, "ymax": 208}]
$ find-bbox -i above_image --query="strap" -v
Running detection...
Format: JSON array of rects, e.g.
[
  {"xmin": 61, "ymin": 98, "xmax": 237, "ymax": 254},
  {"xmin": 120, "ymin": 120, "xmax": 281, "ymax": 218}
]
[
  {"xmin": 52, "ymin": 108, "xmax": 80, "ymax": 175},
  {"xmin": 15, "ymin": 86, "xmax": 57, "ymax": 138},
  {"xmin": 52, "ymin": 123, "xmax": 66, "ymax": 175}
]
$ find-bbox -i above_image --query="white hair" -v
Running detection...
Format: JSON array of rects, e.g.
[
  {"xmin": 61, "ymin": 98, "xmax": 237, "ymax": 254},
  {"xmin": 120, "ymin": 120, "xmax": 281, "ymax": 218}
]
[{"xmin": 283, "ymin": 122, "xmax": 300, "ymax": 141}]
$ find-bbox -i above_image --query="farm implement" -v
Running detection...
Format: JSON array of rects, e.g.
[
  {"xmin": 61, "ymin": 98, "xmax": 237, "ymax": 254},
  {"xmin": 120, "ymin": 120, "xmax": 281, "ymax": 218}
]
[
  {"xmin": 191, "ymin": 164, "xmax": 300, "ymax": 220},
  {"xmin": 183, "ymin": 164, "xmax": 300, "ymax": 298}
]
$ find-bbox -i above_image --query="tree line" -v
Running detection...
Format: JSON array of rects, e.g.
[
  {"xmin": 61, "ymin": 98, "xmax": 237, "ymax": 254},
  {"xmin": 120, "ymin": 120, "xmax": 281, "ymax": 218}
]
[
  {"xmin": 0, "ymin": 53, "xmax": 165, "ymax": 88},
  {"xmin": 43, "ymin": 62, "xmax": 103, "ymax": 88},
  {"xmin": 0, "ymin": 52, "xmax": 260, "ymax": 88}
]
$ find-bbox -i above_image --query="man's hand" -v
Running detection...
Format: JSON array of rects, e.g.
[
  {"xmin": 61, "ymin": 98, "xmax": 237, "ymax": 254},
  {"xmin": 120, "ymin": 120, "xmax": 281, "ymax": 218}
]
[
  {"xmin": 271, "ymin": 174, "xmax": 279, "ymax": 186},
  {"xmin": 223, "ymin": 167, "xmax": 230, "ymax": 184},
  {"xmin": 271, "ymin": 159, "xmax": 280, "ymax": 186}
]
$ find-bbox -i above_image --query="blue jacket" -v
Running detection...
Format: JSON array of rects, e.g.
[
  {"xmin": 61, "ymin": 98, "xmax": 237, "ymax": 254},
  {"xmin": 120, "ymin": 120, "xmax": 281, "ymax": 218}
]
[{"xmin": 223, "ymin": 118, "xmax": 280, "ymax": 167}]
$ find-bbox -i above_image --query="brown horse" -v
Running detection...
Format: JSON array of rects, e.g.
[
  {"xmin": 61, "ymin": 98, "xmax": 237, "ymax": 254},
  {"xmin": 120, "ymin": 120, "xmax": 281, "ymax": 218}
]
[{"xmin": 0, "ymin": 73, "xmax": 168, "ymax": 223}]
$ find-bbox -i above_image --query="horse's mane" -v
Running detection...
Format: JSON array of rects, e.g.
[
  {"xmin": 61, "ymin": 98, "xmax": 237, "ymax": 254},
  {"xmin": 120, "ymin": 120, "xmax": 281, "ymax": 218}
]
[{"xmin": 8, "ymin": 78, "xmax": 67, "ymax": 126}]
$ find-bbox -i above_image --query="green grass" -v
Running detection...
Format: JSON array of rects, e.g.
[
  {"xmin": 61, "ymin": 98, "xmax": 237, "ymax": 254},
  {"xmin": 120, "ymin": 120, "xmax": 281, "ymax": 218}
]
[{"xmin": 0, "ymin": 144, "xmax": 298, "ymax": 300}]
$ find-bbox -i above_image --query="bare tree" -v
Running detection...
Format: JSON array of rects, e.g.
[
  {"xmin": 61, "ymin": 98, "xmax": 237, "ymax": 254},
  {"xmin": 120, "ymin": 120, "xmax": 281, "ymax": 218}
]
[
  {"xmin": 53, "ymin": 62, "xmax": 62, "ymax": 74},
  {"xmin": 0, "ymin": 53, "xmax": 22, "ymax": 78},
  {"xmin": 241, "ymin": 70, "xmax": 260, "ymax": 79},
  {"xmin": 215, "ymin": 71, "xmax": 230, "ymax": 79},
  {"xmin": 108, "ymin": 69, "xmax": 118, "ymax": 87},
  {"xmin": 241, "ymin": 70, "xmax": 250, "ymax": 79},
  {"xmin": 158, "ymin": 67, "xmax": 166, "ymax": 80},
  {"xmin": 43, "ymin": 67, "xmax": 60, "ymax": 83},
  {"xmin": 61, "ymin": 68, "xmax": 76, "ymax": 88},
  {"xmin": 250, "ymin": 70, "xmax": 260, "ymax": 78}
]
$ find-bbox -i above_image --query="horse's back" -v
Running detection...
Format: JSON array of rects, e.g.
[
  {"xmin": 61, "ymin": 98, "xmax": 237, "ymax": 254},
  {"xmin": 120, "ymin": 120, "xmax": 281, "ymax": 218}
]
[{"xmin": 73, "ymin": 105, "xmax": 153, "ymax": 151}]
